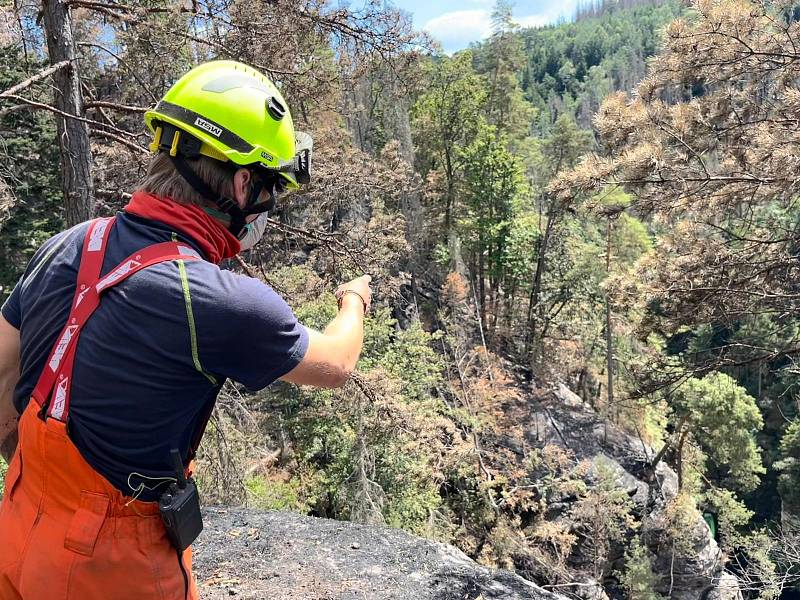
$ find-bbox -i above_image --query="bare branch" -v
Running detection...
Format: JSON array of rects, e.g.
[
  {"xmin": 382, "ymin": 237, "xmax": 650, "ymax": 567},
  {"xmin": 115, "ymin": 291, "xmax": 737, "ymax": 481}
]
[
  {"xmin": 76, "ymin": 42, "xmax": 159, "ymax": 104},
  {"xmin": 0, "ymin": 94, "xmax": 144, "ymax": 145},
  {"xmin": 262, "ymin": 216, "xmax": 367, "ymax": 270},
  {"xmin": 66, "ymin": 0, "xmax": 200, "ymax": 15},
  {"xmin": 0, "ymin": 93, "xmax": 106, "ymax": 127},
  {"xmin": 0, "ymin": 59, "xmax": 72, "ymax": 98},
  {"xmin": 89, "ymin": 129, "xmax": 148, "ymax": 154},
  {"xmin": 84, "ymin": 100, "xmax": 147, "ymax": 113}
]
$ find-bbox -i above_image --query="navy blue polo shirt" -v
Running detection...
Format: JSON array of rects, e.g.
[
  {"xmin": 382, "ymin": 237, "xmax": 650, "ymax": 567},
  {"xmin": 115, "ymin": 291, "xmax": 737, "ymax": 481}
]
[{"xmin": 2, "ymin": 212, "xmax": 308, "ymax": 500}]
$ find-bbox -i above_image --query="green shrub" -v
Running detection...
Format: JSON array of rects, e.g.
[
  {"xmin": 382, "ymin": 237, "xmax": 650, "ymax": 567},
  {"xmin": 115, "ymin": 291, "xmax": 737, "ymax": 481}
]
[
  {"xmin": 617, "ymin": 538, "xmax": 665, "ymax": 600},
  {"xmin": 245, "ymin": 475, "xmax": 313, "ymax": 512},
  {"xmin": 776, "ymin": 419, "xmax": 800, "ymax": 510}
]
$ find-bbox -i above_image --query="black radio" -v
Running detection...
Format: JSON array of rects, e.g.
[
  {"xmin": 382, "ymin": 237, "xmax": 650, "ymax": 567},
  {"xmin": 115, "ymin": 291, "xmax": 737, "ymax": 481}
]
[{"xmin": 159, "ymin": 449, "xmax": 203, "ymax": 552}]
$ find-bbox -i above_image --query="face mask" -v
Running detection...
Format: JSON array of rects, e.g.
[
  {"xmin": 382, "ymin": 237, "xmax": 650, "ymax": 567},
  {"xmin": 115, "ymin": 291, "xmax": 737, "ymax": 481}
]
[{"xmin": 238, "ymin": 211, "xmax": 271, "ymax": 251}]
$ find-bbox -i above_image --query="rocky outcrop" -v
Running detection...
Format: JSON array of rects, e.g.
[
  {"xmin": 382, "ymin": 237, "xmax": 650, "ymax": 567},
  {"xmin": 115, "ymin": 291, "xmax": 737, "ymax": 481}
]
[
  {"xmin": 193, "ymin": 507, "xmax": 568, "ymax": 600},
  {"xmin": 191, "ymin": 380, "xmax": 744, "ymax": 600},
  {"xmin": 525, "ymin": 383, "xmax": 741, "ymax": 600}
]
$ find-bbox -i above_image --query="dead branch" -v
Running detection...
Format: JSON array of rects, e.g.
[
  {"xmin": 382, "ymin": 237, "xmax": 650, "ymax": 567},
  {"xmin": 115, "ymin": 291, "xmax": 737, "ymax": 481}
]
[
  {"xmin": 234, "ymin": 255, "xmax": 255, "ymax": 277},
  {"xmin": 85, "ymin": 100, "xmax": 147, "ymax": 113},
  {"xmin": 0, "ymin": 93, "xmax": 148, "ymax": 154},
  {"xmin": 262, "ymin": 216, "xmax": 366, "ymax": 270},
  {"xmin": 233, "ymin": 254, "xmax": 291, "ymax": 297},
  {"xmin": 82, "ymin": 83, "xmax": 117, "ymax": 127},
  {"xmin": 76, "ymin": 42, "xmax": 159, "ymax": 103},
  {"xmin": 0, "ymin": 59, "xmax": 72, "ymax": 98},
  {"xmin": 89, "ymin": 128, "xmax": 149, "ymax": 154},
  {"xmin": 66, "ymin": 0, "xmax": 201, "ymax": 15},
  {"xmin": 0, "ymin": 104, "xmax": 32, "ymax": 119},
  {"xmin": 349, "ymin": 372, "xmax": 381, "ymax": 406},
  {"xmin": 1, "ymin": 93, "xmax": 109, "ymax": 130},
  {"xmin": 96, "ymin": 189, "xmax": 133, "ymax": 200},
  {"xmin": 65, "ymin": 0, "xmax": 134, "ymax": 20}
]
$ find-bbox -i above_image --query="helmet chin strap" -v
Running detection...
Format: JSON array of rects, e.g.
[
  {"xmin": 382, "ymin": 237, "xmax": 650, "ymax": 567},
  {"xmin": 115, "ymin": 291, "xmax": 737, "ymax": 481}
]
[{"xmin": 169, "ymin": 155, "xmax": 269, "ymax": 237}]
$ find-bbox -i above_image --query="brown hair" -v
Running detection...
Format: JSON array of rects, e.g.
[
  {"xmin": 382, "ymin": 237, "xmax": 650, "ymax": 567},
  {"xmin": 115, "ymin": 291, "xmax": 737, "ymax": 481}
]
[{"xmin": 135, "ymin": 152, "xmax": 238, "ymax": 206}]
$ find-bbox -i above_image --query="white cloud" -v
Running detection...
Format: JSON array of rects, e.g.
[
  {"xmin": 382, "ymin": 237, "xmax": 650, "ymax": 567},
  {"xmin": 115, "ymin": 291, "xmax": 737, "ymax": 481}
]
[
  {"xmin": 514, "ymin": 0, "xmax": 580, "ymax": 30},
  {"xmin": 423, "ymin": 10, "xmax": 492, "ymax": 52},
  {"xmin": 423, "ymin": 1, "xmax": 583, "ymax": 53},
  {"xmin": 513, "ymin": 14, "xmax": 549, "ymax": 29}
]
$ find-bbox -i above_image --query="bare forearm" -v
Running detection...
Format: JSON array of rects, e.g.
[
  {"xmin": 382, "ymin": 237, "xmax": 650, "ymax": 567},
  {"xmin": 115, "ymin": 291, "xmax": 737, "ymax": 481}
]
[
  {"xmin": 0, "ymin": 424, "xmax": 17, "ymax": 463},
  {"xmin": 280, "ymin": 276, "xmax": 370, "ymax": 388},
  {"xmin": 323, "ymin": 295, "xmax": 365, "ymax": 373},
  {"xmin": 0, "ymin": 316, "xmax": 21, "ymax": 463},
  {"xmin": 0, "ymin": 375, "xmax": 19, "ymax": 463}
]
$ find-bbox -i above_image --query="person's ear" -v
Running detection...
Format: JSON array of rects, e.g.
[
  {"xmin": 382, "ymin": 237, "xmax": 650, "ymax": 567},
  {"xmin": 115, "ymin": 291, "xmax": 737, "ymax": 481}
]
[{"xmin": 232, "ymin": 168, "xmax": 252, "ymax": 208}]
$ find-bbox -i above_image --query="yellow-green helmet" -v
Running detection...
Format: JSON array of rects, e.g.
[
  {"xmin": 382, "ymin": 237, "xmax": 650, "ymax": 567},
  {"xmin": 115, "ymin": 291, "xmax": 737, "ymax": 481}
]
[{"xmin": 145, "ymin": 60, "xmax": 309, "ymax": 189}]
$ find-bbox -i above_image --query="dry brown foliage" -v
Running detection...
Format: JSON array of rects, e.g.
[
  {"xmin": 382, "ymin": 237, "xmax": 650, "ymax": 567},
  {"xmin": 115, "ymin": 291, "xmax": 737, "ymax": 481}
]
[{"xmin": 554, "ymin": 0, "xmax": 800, "ymax": 389}]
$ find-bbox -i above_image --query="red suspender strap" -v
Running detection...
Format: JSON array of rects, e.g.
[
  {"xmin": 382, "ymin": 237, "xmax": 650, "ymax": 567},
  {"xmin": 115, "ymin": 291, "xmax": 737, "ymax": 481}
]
[
  {"xmin": 31, "ymin": 217, "xmax": 115, "ymax": 409},
  {"xmin": 31, "ymin": 217, "xmax": 202, "ymax": 422}
]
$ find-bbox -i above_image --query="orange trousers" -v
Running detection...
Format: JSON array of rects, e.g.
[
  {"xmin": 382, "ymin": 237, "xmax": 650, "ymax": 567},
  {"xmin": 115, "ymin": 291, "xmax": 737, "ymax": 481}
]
[{"xmin": 0, "ymin": 402, "xmax": 199, "ymax": 599}]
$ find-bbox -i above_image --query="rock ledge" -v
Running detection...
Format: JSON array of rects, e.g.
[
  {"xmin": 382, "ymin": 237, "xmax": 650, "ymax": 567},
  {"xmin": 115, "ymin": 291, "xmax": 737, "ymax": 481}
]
[{"xmin": 193, "ymin": 507, "xmax": 565, "ymax": 600}]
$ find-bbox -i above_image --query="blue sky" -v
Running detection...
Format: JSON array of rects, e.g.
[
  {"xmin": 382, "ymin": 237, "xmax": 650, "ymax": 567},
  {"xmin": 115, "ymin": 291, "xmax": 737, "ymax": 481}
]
[{"xmin": 390, "ymin": 0, "xmax": 580, "ymax": 53}]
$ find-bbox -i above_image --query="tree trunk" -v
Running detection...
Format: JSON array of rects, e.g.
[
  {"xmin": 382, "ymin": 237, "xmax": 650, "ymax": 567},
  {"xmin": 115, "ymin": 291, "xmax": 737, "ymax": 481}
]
[
  {"xmin": 652, "ymin": 414, "xmax": 690, "ymax": 471},
  {"xmin": 528, "ymin": 208, "xmax": 557, "ymax": 369},
  {"xmin": 676, "ymin": 429, "xmax": 689, "ymax": 491},
  {"xmin": 605, "ymin": 218, "xmax": 614, "ymax": 413},
  {"xmin": 478, "ymin": 232, "xmax": 486, "ymax": 333},
  {"xmin": 42, "ymin": 0, "xmax": 95, "ymax": 226},
  {"xmin": 506, "ymin": 278, "xmax": 516, "ymax": 331},
  {"xmin": 444, "ymin": 147, "xmax": 454, "ymax": 234}
]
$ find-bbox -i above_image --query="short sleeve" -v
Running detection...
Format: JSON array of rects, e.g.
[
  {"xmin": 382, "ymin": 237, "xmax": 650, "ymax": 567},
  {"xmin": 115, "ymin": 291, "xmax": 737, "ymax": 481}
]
[
  {"xmin": 1, "ymin": 279, "xmax": 22, "ymax": 329},
  {"xmin": 196, "ymin": 270, "xmax": 309, "ymax": 391},
  {"xmin": 1, "ymin": 224, "xmax": 81, "ymax": 331}
]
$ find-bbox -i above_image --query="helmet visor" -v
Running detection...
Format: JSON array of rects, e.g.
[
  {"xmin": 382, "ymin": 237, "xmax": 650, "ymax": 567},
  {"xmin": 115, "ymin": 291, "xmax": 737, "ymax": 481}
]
[
  {"xmin": 274, "ymin": 131, "xmax": 312, "ymax": 187},
  {"xmin": 248, "ymin": 169, "xmax": 286, "ymax": 212}
]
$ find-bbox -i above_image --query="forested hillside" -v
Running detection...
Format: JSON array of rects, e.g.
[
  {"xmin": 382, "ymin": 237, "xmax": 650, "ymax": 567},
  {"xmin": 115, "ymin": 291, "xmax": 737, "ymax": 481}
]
[
  {"xmin": 519, "ymin": 0, "xmax": 684, "ymax": 128},
  {"xmin": 0, "ymin": 0, "xmax": 798, "ymax": 598}
]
